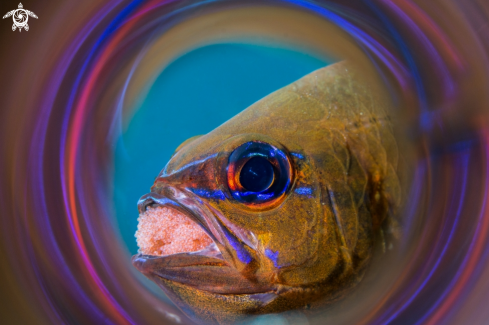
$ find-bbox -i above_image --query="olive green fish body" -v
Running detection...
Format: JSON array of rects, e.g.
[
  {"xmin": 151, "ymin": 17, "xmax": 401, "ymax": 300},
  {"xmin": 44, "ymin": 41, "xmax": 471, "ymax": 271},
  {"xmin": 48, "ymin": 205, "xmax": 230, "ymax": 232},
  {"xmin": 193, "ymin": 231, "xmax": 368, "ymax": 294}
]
[{"xmin": 133, "ymin": 61, "xmax": 402, "ymax": 324}]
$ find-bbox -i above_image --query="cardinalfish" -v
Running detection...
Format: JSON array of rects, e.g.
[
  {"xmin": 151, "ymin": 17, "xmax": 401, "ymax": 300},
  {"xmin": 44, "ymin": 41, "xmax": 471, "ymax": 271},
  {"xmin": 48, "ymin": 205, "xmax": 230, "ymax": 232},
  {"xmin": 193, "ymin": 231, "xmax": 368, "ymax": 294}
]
[{"xmin": 132, "ymin": 61, "xmax": 403, "ymax": 324}]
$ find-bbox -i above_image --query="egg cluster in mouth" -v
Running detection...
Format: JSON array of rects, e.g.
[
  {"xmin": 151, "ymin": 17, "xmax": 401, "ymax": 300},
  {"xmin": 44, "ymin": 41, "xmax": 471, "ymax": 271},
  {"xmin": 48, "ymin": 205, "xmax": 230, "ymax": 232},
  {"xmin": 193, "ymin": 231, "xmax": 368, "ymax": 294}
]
[{"xmin": 135, "ymin": 206, "xmax": 213, "ymax": 256}]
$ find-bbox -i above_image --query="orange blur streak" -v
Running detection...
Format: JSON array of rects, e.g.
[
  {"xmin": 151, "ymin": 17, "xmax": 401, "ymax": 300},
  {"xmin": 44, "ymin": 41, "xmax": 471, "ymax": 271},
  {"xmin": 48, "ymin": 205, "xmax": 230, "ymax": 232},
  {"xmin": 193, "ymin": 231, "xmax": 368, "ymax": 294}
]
[{"xmin": 65, "ymin": 1, "xmax": 161, "ymax": 323}]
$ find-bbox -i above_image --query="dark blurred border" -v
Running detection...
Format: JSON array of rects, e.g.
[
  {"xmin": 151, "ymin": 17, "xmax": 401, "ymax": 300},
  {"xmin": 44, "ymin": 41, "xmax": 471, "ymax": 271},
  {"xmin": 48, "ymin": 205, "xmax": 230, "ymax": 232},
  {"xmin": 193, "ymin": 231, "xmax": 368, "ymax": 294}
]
[{"xmin": 1, "ymin": 1, "xmax": 56, "ymax": 323}]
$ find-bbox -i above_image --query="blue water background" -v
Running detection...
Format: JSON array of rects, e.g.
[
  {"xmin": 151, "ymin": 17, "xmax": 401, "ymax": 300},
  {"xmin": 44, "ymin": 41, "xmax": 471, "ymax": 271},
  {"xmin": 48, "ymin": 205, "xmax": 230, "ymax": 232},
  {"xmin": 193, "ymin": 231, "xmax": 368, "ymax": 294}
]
[{"xmin": 113, "ymin": 43, "xmax": 330, "ymax": 254}]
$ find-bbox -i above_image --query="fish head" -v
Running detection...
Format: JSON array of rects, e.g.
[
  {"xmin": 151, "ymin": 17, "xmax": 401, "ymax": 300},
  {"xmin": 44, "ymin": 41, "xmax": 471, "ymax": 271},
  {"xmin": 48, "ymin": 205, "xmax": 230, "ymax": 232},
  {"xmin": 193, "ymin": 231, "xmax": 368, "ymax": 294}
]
[
  {"xmin": 132, "ymin": 62, "xmax": 398, "ymax": 323},
  {"xmin": 133, "ymin": 131, "xmax": 350, "ymax": 322}
]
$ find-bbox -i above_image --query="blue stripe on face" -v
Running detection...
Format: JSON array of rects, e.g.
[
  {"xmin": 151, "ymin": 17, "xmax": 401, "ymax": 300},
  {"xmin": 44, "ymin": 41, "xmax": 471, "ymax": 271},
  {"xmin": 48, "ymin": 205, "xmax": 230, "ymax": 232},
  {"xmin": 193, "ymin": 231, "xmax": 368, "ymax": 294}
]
[
  {"xmin": 188, "ymin": 188, "xmax": 225, "ymax": 201},
  {"xmin": 265, "ymin": 249, "xmax": 280, "ymax": 268},
  {"xmin": 295, "ymin": 187, "xmax": 313, "ymax": 197},
  {"xmin": 222, "ymin": 227, "xmax": 253, "ymax": 264},
  {"xmin": 291, "ymin": 152, "xmax": 305, "ymax": 159}
]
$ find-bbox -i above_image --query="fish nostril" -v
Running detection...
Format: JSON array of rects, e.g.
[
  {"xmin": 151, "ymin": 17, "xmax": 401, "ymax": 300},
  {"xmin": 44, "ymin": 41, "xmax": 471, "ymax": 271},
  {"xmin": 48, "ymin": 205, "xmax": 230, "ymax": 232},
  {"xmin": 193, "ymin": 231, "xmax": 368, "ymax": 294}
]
[
  {"xmin": 159, "ymin": 187, "xmax": 176, "ymax": 198},
  {"xmin": 154, "ymin": 175, "xmax": 173, "ymax": 186},
  {"xmin": 137, "ymin": 189, "xmax": 179, "ymax": 213},
  {"xmin": 137, "ymin": 196, "xmax": 157, "ymax": 213}
]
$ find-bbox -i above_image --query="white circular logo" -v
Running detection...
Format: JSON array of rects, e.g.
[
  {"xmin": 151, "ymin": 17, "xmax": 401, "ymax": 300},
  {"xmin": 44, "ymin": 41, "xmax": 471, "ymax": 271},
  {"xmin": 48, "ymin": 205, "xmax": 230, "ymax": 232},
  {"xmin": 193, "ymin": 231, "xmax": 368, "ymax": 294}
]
[{"xmin": 2, "ymin": 3, "xmax": 38, "ymax": 32}]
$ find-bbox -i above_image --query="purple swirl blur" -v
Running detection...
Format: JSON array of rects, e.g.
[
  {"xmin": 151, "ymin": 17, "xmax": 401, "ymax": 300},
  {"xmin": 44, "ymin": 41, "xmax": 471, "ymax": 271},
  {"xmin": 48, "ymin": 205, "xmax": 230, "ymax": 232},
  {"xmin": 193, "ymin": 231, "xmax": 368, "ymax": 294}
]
[{"xmin": 1, "ymin": 0, "xmax": 489, "ymax": 324}]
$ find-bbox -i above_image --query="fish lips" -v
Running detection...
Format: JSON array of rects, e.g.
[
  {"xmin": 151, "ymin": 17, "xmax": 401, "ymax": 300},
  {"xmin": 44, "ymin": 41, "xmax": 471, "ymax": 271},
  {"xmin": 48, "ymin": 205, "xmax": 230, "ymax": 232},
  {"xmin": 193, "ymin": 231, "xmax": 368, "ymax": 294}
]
[{"xmin": 132, "ymin": 191, "xmax": 273, "ymax": 295}]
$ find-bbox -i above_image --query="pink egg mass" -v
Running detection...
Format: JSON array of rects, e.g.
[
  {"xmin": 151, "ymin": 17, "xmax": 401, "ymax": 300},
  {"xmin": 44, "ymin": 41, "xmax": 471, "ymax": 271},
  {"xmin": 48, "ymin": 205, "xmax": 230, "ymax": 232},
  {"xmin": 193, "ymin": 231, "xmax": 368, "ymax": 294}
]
[{"xmin": 135, "ymin": 206, "xmax": 213, "ymax": 256}]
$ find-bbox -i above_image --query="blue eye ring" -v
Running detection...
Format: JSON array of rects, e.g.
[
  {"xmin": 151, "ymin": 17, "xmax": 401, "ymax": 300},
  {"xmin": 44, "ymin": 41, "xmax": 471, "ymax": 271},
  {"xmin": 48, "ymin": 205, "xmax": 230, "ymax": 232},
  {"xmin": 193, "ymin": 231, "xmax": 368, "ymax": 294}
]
[{"xmin": 227, "ymin": 141, "xmax": 292, "ymax": 206}]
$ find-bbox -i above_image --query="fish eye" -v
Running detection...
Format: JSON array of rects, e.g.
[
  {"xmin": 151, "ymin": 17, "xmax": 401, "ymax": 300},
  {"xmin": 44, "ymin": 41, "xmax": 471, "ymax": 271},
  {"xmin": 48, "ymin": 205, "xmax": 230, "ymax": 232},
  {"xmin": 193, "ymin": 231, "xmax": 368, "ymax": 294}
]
[
  {"xmin": 239, "ymin": 156, "xmax": 275, "ymax": 192},
  {"xmin": 227, "ymin": 141, "xmax": 292, "ymax": 206}
]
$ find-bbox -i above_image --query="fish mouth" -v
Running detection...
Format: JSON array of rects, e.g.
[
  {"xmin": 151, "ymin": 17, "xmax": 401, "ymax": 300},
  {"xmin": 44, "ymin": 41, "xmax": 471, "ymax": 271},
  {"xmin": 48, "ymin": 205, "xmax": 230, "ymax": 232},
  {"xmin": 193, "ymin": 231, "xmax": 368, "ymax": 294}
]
[
  {"xmin": 132, "ymin": 189, "xmax": 274, "ymax": 295},
  {"xmin": 135, "ymin": 190, "xmax": 224, "ymax": 259}
]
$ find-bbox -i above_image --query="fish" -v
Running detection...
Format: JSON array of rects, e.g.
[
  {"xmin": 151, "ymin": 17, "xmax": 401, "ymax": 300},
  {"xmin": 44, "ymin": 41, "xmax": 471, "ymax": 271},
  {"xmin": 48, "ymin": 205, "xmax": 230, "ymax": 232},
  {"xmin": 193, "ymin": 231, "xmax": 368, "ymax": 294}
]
[{"xmin": 132, "ymin": 61, "xmax": 403, "ymax": 324}]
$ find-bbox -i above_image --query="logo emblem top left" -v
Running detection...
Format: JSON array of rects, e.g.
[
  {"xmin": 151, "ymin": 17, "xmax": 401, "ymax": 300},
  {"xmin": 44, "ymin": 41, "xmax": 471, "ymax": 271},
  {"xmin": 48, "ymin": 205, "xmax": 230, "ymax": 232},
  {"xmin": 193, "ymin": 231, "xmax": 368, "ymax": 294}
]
[{"xmin": 3, "ymin": 3, "xmax": 38, "ymax": 32}]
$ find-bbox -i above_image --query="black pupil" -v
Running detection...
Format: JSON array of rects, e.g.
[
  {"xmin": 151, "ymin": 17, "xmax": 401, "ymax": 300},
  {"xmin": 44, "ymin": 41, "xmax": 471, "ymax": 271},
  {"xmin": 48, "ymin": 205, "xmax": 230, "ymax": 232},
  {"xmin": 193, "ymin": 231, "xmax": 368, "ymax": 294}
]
[{"xmin": 239, "ymin": 156, "xmax": 275, "ymax": 192}]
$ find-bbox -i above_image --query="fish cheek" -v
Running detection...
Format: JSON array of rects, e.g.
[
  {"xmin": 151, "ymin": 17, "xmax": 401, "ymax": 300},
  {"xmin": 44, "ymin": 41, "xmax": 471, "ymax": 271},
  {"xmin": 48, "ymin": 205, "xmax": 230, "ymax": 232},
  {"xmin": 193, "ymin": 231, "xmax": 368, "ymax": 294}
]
[
  {"xmin": 273, "ymin": 158, "xmax": 342, "ymax": 287},
  {"xmin": 209, "ymin": 136, "xmax": 342, "ymax": 287},
  {"xmin": 264, "ymin": 193, "xmax": 338, "ymax": 287},
  {"xmin": 218, "ymin": 153, "xmax": 338, "ymax": 287}
]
